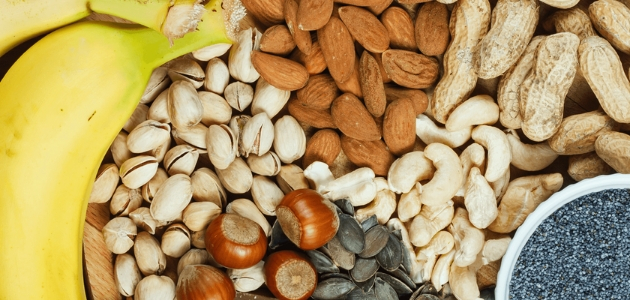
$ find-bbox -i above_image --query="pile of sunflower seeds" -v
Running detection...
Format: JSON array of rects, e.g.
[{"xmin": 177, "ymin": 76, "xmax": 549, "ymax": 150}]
[{"xmin": 268, "ymin": 198, "xmax": 460, "ymax": 300}]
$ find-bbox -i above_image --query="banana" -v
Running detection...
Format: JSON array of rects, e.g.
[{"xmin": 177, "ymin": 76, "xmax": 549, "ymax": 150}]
[
  {"xmin": 0, "ymin": 0, "xmax": 230, "ymax": 298},
  {"xmin": 0, "ymin": 0, "xmax": 205, "ymax": 57}
]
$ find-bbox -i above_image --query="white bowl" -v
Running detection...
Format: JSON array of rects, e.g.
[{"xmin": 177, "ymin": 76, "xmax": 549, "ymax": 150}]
[{"xmin": 495, "ymin": 173, "xmax": 630, "ymax": 300}]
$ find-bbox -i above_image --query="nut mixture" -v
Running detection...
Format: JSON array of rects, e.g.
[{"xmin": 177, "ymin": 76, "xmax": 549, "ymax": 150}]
[{"xmin": 89, "ymin": 0, "xmax": 630, "ymax": 299}]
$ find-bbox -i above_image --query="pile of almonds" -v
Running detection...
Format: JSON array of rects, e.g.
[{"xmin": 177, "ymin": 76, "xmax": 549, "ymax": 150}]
[{"xmin": 88, "ymin": 0, "xmax": 630, "ymax": 299}]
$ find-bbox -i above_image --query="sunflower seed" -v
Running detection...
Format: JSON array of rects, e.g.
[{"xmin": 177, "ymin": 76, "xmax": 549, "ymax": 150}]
[
  {"xmin": 334, "ymin": 198, "xmax": 355, "ymax": 215},
  {"xmin": 361, "ymin": 214, "xmax": 379, "ymax": 232},
  {"xmin": 347, "ymin": 287, "xmax": 378, "ymax": 300},
  {"xmin": 350, "ymin": 257, "xmax": 379, "ymax": 282},
  {"xmin": 401, "ymin": 245, "xmax": 413, "ymax": 276},
  {"xmin": 414, "ymin": 282, "xmax": 438, "ymax": 296},
  {"xmin": 387, "ymin": 268, "xmax": 416, "ymax": 291},
  {"xmin": 480, "ymin": 287, "xmax": 495, "ymax": 300},
  {"xmin": 390, "ymin": 229, "xmax": 402, "ymax": 241},
  {"xmin": 320, "ymin": 272, "xmax": 352, "ymax": 281},
  {"xmin": 359, "ymin": 225, "xmax": 389, "ymax": 258},
  {"xmin": 312, "ymin": 277, "xmax": 357, "ymax": 300},
  {"xmin": 307, "ymin": 250, "xmax": 339, "ymax": 274},
  {"xmin": 356, "ymin": 274, "xmax": 376, "ymax": 293},
  {"xmin": 376, "ymin": 272, "xmax": 413, "ymax": 295},
  {"xmin": 337, "ymin": 214, "xmax": 365, "ymax": 254},
  {"xmin": 323, "ymin": 235, "xmax": 355, "ymax": 270},
  {"xmin": 411, "ymin": 294, "xmax": 441, "ymax": 300},
  {"xmin": 375, "ymin": 233, "xmax": 403, "ymax": 272},
  {"xmin": 269, "ymin": 220, "xmax": 290, "ymax": 249},
  {"xmin": 374, "ymin": 277, "xmax": 398, "ymax": 300}
]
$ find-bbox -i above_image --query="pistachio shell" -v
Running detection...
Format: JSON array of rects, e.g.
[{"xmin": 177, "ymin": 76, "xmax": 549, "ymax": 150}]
[
  {"xmin": 114, "ymin": 253, "xmax": 142, "ymax": 297},
  {"xmin": 110, "ymin": 184, "xmax": 143, "ymax": 217},
  {"xmin": 224, "ymin": 81, "xmax": 254, "ymax": 112},
  {"xmin": 147, "ymin": 89, "xmax": 171, "ymax": 123},
  {"xmin": 171, "ymin": 123, "xmax": 208, "ymax": 152},
  {"xmin": 150, "ymin": 174, "xmax": 193, "ymax": 223},
  {"xmin": 134, "ymin": 275, "xmax": 175, "ymax": 300},
  {"xmin": 251, "ymin": 77, "xmax": 291, "ymax": 118},
  {"xmin": 160, "ymin": 223, "xmax": 191, "ymax": 258},
  {"xmin": 140, "ymin": 66, "xmax": 171, "ymax": 104},
  {"xmin": 240, "ymin": 112, "xmax": 274, "ymax": 157},
  {"xmin": 204, "ymin": 58, "xmax": 230, "ymax": 94},
  {"xmin": 134, "ymin": 231, "xmax": 167, "ymax": 276},
  {"xmin": 206, "ymin": 124, "xmax": 238, "ymax": 170},
  {"xmin": 119, "ymin": 155, "xmax": 159, "ymax": 189},
  {"xmin": 163, "ymin": 144, "xmax": 199, "ymax": 176},
  {"xmin": 167, "ymin": 57, "xmax": 205, "ymax": 89},
  {"xmin": 182, "ymin": 201, "xmax": 222, "ymax": 232},
  {"xmin": 227, "ymin": 261, "xmax": 265, "ymax": 292},
  {"xmin": 216, "ymin": 157, "xmax": 253, "ymax": 194},
  {"xmin": 122, "ymin": 103, "xmax": 149, "ymax": 133},
  {"xmin": 89, "ymin": 163, "xmax": 119, "ymax": 203},
  {"xmin": 247, "ymin": 151, "xmax": 282, "ymax": 176},
  {"xmin": 226, "ymin": 198, "xmax": 272, "ymax": 236},
  {"xmin": 126, "ymin": 120, "xmax": 171, "ymax": 153},
  {"xmin": 190, "ymin": 167, "xmax": 227, "ymax": 208},
  {"xmin": 276, "ymin": 164, "xmax": 310, "ymax": 194},
  {"xmin": 103, "ymin": 217, "xmax": 137, "ymax": 254},
  {"xmin": 199, "ymin": 91, "xmax": 232, "ymax": 126},
  {"xmin": 168, "ymin": 80, "xmax": 203, "ymax": 130},
  {"xmin": 141, "ymin": 168, "xmax": 168, "ymax": 203},
  {"xmin": 273, "ymin": 115, "xmax": 306, "ymax": 163},
  {"xmin": 228, "ymin": 27, "xmax": 262, "ymax": 83},
  {"xmin": 129, "ymin": 207, "xmax": 159, "ymax": 235},
  {"xmin": 251, "ymin": 175, "xmax": 285, "ymax": 216},
  {"xmin": 110, "ymin": 131, "xmax": 133, "ymax": 168}
]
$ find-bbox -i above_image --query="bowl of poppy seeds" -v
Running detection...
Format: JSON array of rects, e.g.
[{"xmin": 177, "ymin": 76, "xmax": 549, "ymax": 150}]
[{"xmin": 495, "ymin": 173, "xmax": 630, "ymax": 300}]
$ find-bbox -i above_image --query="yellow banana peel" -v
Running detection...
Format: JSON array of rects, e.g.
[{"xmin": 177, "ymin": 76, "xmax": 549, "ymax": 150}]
[
  {"xmin": 0, "ymin": 0, "xmax": 231, "ymax": 299},
  {"xmin": 0, "ymin": 0, "xmax": 205, "ymax": 57}
]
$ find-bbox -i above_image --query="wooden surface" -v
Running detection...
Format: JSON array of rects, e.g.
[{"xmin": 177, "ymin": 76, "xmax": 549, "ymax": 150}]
[{"xmin": 1, "ymin": 1, "xmax": 629, "ymax": 299}]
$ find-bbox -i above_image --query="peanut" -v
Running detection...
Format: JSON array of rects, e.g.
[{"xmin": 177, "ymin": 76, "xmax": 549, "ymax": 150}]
[
  {"xmin": 594, "ymin": 131, "xmax": 630, "ymax": 173},
  {"xmin": 548, "ymin": 109, "xmax": 620, "ymax": 155},
  {"xmin": 567, "ymin": 152, "xmax": 615, "ymax": 182},
  {"xmin": 543, "ymin": 7, "xmax": 596, "ymax": 40},
  {"xmin": 589, "ymin": 0, "xmax": 630, "ymax": 55}
]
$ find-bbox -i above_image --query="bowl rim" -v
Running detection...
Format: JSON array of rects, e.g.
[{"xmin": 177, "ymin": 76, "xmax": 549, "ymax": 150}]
[{"xmin": 495, "ymin": 173, "xmax": 630, "ymax": 300}]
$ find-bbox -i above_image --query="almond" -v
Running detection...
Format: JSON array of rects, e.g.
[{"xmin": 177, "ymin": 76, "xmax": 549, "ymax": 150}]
[
  {"xmin": 242, "ymin": 0, "xmax": 285, "ymax": 27},
  {"xmin": 297, "ymin": 0, "xmax": 334, "ymax": 31},
  {"xmin": 260, "ymin": 25, "xmax": 296, "ymax": 56},
  {"xmin": 285, "ymin": 0, "xmax": 313, "ymax": 55},
  {"xmin": 338, "ymin": 6, "xmax": 390, "ymax": 53},
  {"xmin": 359, "ymin": 51, "xmax": 387, "ymax": 117},
  {"xmin": 383, "ymin": 98, "xmax": 416, "ymax": 156},
  {"xmin": 251, "ymin": 50, "xmax": 309, "ymax": 91},
  {"xmin": 303, "ymin": 129, "xmax": 342, "ymax": 167},
  {"xmin": 334, "ymin": 56, "xmax": 363, "ymax": 98},
  {"xmin": 384, "ymin": 85, "xmax": 428, "ymax": 115},
  {"xmin": 317, "ymin": 16, "xmax": 356, "ymax": 83},
  {"xmin": 380, "ymin": 6, "xmax": 416, "ymax": 51},
  {"xmin": 368, "ymin": 0, "xmax": 394, "ymax": 15},
  {"xmin": 381, "ymin": 49, "xmax": 439, "ymax": 88},
  {"xmin": 334, "ymin": 0, "xmax": 392, "ymax": 5},
  {"xmin": 340, "ymin": 134, "xmax": 395, "ymax": 176},
  {"xmin": 296, "ymin": 74, "xmax": 339, "ymax": 110},
  {"xmin": 288, "ymin": 96, "xmax": 337, "ymax": 128},
  {"xmin": 290, "ymin": 41, "xmax": 327, "ymax": 75},
  {"xmin": 331, "ymin": 93, "xmax": 381, "ymax": 141},
  {"xmin": 415, "ymin": 1, "xmax": 451, "ymax": 56},
  {"xmin": 374, "ymin": 52, "xmax": 392, "ymax": 83}
]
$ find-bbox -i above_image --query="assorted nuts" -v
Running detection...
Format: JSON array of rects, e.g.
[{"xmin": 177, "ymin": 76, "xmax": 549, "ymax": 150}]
[{"xmin": 93, "ymin": 0, "xmax": 630, "ymax": 298}]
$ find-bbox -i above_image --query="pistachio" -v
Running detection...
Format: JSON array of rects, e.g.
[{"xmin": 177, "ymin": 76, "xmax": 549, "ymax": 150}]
[
  {"xmin": 240, "ymin": 112, "xmax": 274, "ymax": 157},
  {"xmin": 129, "ymin": 207, "xmax": 159, "ymax": 235},
  {"xmin": 160, "ymin": 223, "xmax": 191, "ymax": 258},
  {"xmin": 204, "ymin": 57, "xmax": 230, "ymax": 94},
  {"xmin": 150, "ymin": 174, "xmax": 193, "ymax": 223},
  {"xmin": 273, "ymin": 115, "xmax": 306, "ymax": 164},
  {"xmin": 199, "ymin": 91, "xmax": 232, "ymax": 126},
  {"xmin": 119, "ymin": 155, "xmax": 159, "ymax": 189},
  {"xmin": 110, "ymin": 131, "xmax": 132, "ymax": 168},
  {"xmin": 182, "ymin": 201, "xmax": 221, "ymax": 232},
  {"xmin": 140, "ymin": 66, "xmax": 171, "ymax": 104},
  {"xmin": 141, "ymin": 167, "xmax": 168, "ymax": 203},
  {"xmin": 126, "ymin": 119, "xmax": 171, "ymax": 154},
  {"xmin": 216, "ymin": 157, "xmax": 254, "ymax": 194},
  {"xmin": 134, "ymin": 231, "xmax": 167, "ymax": 276},
  {"xmin": 206, "ymin": 124, "xmax": 238, "ymax": 170},
  {"xmin": 190, "ymin": 229, "xmax": 206, "ymax": 249},
  {"xmin": 247, "ymin": 151, "xmax": 282, "ymax": 176},
  {"xmin": 277, "ymin": 164, "xmax": 310, "ymax": 194},
  {"xmin": 109, "ymin": 184, "xmax": 143, "ymax": 217},
  {"xmin": 224, "ymin": 81, "xmax": 254, "ymax": 112},
  {"xmin": 147, "ymin": 136, "xmax": 171, "ymax": 164},
  {"xmin": 88, "ymin": 163, "xmax": 119, "ymax": 203},
  {"xmin": 102, "ymin": 217, "xmax": 137, "ymax": 254},
  {"xmin": 122, "ymin": 103, "xmax": 149, "ymax": 133},
  {"xmin": 163, "ymin": 144, "xmax": 199, "ymax": 176},
  {"xmin": 191, "ymin": 43, "xmax": 232, "ymax": 61},
  {"xmin": 171, "ymin": 123, "xmax": 208, "ymax": 152},
  {"xmin": 228, "ymin": 261, "xmax": 266, "ymax": 292},
  {"xmin": 190, "ymin": 167, "xmax": 226, "ymax": 208},
  {"xmin": 114, "ymin": 253, "xmax": 142, "ymax": 297},
  {"xmin": 167, "ymin": 57, "xmax": 205, "ymax": 89},
  {"xmin": 226, "ymin": 198, "xmax": 272, "ymax": 236},
  {"xmin": 228, "ymin": 27, "xmax": 262, "ymax": 83},
  {"xmin": 251, "ymin": 175, "xmax": 285, "ymax": 216},
  {"xmin": 134, "ymin": 275, "xmax": 175, "ymax": 300},
  {"xmin": 251, "ymin": 77, "xmax": 291, "ymax": 118},
  {"xmin": 167, "ymin": 80, "xmax": 203, "ymax": 130},
  {"xmin": 177, "ymin": 248, "xmax": 219, "ymax": 275},
  {"xmin": 147, "ymin": 89, "xmax": 171, "ymax": 123},
  {"xmin": 229, "ymin": 114, "xmax": 250, "ymax": 155}
]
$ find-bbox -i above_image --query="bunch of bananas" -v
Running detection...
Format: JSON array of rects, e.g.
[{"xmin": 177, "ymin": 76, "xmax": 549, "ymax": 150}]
[{"xmin": 0, "ymin": 1, "xmax": 231, "ymax": 299}]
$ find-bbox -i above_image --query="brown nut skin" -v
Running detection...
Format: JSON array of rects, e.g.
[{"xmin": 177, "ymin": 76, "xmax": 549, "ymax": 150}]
[
  {"xmin": 276, "ymin": 189, "xmax": 339, "ymax": 250},
  {"xmin": 205, "ymin": 213, "xmax": 267, "ymax": 269},
  {"xmin": 264, "ymin": 250, "xmax": 318, "ymax": 300},
  {"xmin": 176, "ymin": 264, "xmax": 235, "ymax": 300}
]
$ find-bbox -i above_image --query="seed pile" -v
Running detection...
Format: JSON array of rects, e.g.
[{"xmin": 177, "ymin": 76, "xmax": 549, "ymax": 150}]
[{"xmin": 510, "ymin": 188, "xmax": 630, "ymax": 299}]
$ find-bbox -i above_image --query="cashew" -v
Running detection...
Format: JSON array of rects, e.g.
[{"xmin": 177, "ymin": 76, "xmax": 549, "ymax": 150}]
[
  {"xmin": 329, "ymin": 180, "xmax": 378, "ymax": 206},
  {"xmin": 464, "ymin": 167, "xmax": 498, "ymax": 229},
  {"xmin": 445, "ymin": 95, "xmax": 499, "ymax": 132},
  {"xmin": 448, "ymin": 208, "xmax": 485, "ymax": 268},
  {"xmin": 322, "ymin": 167, "xmax": 375, "ymax": 194},
  {"xmin": 387, "ymin": 218, "xmax": 423, "ymax": 283},
  {"xmin": 489, "ymin": 168, "xmax": 510, "ymax": 203},
  {"xmin": 481, "ymin": 235, "xmax": 511, "ymax": 265},
  {"xmin": 276, "ymin": 164, "xmax": 309, "ymax": 194},
  {"xmin": 418, "ymin": 143, "xmax": 463, "ymax": 207},
  {"xmin": 432, "ymin": 249, "xmax": 456, "ymax": 292},
  {"xmin": 408, "ymin": 200, "xmax": 455, "ymax": 247},
  {"xmin": 416, "ymin": 231, "xmax": 455, "ymax": 282},
  {"xmin": 416, "ymin": 114, "xmax": 472, "ymax": 148},
  {"xmin": 488, "ymin": 173, "xmax": 563, "ymax": 233},
  {"xmin": 455, "ymin": 143, "xmax": 486, "ymax": 198},
  {"xmin": 450, "ymin": 262, "xmax": 482, "ymax": 300},
  {"xmin": 387, "ymin": 151, "xmax": 435, "ymax": 194},
  {"xmin": 507, "ymin": 130, "xmax": 558, "ymax": 171},
  {"xmin": 303, "ymin": 161, "xmax": 334, "ymax": 193},
  {"xmin": 374, "ymin": 177, "xmax": 389, "ymax": 192},
  {"xmin": 355, "ymin": 188, "xmax": 396, "ymax": 224},
  {"xmin": 471, "ymin": 125, "xmax": 511, "ymax": 182},
  {"xmin": 397, "ymin": 183, "xmax": 422, "ymax": 223}
]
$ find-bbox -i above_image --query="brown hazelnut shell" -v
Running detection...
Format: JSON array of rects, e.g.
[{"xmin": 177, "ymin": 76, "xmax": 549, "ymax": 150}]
[
  {"xmin": 264, "ymin": 250, "xmax": 318, "ymax": 300},
  {"xmin": 205, "ymin": 213, "xmax": 267, "ymax": 269},
  {"xmin": 176, "ymin": 264, "xmax": 235, "ymax": 300}
]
